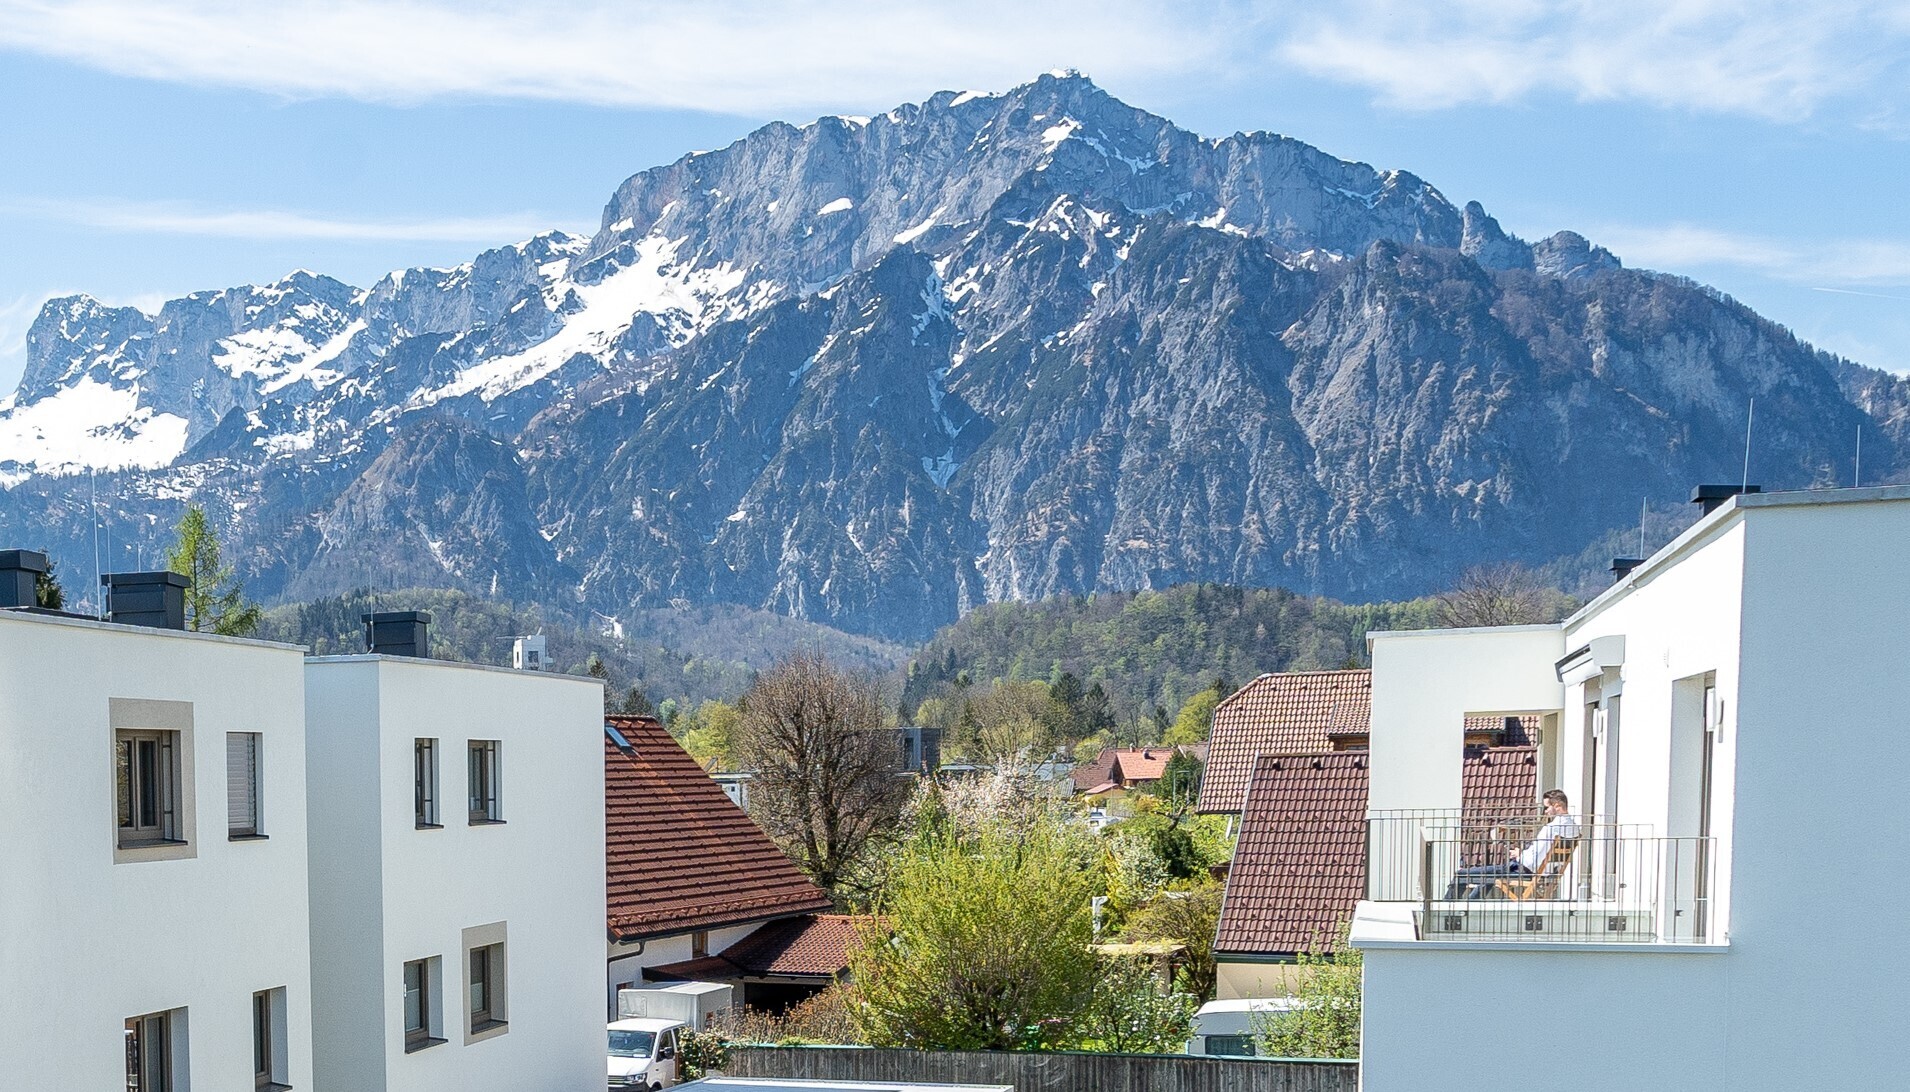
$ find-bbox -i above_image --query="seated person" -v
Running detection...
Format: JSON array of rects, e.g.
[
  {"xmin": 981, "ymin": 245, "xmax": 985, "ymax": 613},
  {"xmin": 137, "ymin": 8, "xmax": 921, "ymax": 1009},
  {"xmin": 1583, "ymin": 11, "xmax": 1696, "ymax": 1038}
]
[{"xmin": 1444, "ymin": 789, "xmax": 1580, "ymax": 900}]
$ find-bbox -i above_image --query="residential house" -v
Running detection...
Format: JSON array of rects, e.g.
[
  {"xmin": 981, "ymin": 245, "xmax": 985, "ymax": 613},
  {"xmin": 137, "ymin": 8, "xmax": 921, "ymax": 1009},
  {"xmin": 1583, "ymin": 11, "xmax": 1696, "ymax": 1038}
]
[
  {"xmin": 641, "ymin": 913, "xmax": 867, "ymax": 1011},
  {"xmin": 1352, "ymin": 485, "xmax": 1910, "ymax": 1091},
  {"xmin": 1198, "ymin": 670, "xmax": 1373, "ymax": 815},
  {"xmin": 604, "ymin": 715, "xmax": 838, "ymax": 1012},
  {"xmin": 1072, "ymin": 746, "xmax": 1193, "ymax": 798},
  {"xmin": 0, "ymin": 561, "xmax": 317, "ymax": 1092},
  {"xmin": 304, "ymin": 613, "xmax": 606, "ymax": 1092}
]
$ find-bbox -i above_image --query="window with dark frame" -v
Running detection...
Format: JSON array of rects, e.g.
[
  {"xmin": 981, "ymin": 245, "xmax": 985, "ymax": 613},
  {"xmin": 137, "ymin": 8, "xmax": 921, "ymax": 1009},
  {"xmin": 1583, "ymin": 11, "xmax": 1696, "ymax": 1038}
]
[
  {"xmin": 125, "ymin": 1009, "xmax": 172, "ymax": 1092},
  {"xmin": 414, "ymin": 738, "xmax": 439, "ymax": 827},
  {"xmin": 403, "ymin": 958, "xmax": 437, "ymax": 1050},
  {"xmin": 117, "ymin": 729, "xmax": 181, "ymax": 847},
  {"xmin": 468, "ymin": 943, "xmax": 505, "ymax": 1033},
  {"xmin": 467, "ymin": 740, "xmax": 501, "ymax": 823},
  {"xmin": 253, "ymin": 990, "xmax": 271, "ymax": 1087},
  {"xmin": 228, "ymin": 732, "xmax": 262, "ymax": 838}
]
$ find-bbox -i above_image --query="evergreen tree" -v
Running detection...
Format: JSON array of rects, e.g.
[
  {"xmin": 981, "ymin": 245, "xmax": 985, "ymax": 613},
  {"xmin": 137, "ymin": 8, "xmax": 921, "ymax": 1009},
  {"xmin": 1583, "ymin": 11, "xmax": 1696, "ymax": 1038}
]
[
  {"xmin": 165, "ymin": 507, "xmax": 261, "ymax": 636},
  {"xmin": 33, "ymin": 556, "xmax": 64, "ymax": 610}
]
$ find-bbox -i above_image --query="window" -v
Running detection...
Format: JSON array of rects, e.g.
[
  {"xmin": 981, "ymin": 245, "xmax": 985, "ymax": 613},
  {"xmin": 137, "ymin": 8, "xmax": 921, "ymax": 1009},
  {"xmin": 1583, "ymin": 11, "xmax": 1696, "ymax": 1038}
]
[
  {"xmin": 125, "ymin": 1009, "xmax": 177, "ymax": 1092},
  {"xmin": 467, "ymin": 740, "xmax": 502, "ymax": 824},
  {"xmin": 468, "ymin": 942, "xmax": 506, "ymax": 1035},
  {"xmin": 229, "ymin": 733, "xmax": 262, "ymax": 838},
  {"xmin": 414, "ymin": 739, "xmax": 439, "ymax": 828},
  {"xmin": 253, "ymin": 988, "xmax": 289, "ymax": 1089},
  {"xmin": 403, "ymin": 958, "xmax": 444, "ymax": 1052},
  {"xmin": 117, "ymin": 730, "xmax": 181, "ymax": 847}
]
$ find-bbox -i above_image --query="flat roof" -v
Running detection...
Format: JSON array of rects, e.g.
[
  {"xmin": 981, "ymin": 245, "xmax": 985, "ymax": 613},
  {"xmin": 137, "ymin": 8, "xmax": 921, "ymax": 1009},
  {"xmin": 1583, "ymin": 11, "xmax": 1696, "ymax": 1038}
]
[
  {"xmin": 0, "ymin": 608, "xmax": 307, "ymax": 651},
  {"xmin": 304, "ymin": 653, "xmax": 604, "ymax": 684},
  {"xmin": 677, "ymin": 1081, "xmax": 1014, "ymax": 1092}
]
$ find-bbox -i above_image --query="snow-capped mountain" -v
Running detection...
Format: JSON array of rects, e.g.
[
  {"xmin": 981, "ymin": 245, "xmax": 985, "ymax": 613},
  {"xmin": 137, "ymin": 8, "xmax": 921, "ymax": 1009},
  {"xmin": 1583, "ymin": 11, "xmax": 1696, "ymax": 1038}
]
[{"xmin": 2, "ymin": 73, "xmax": 1903, "ymax": 638}]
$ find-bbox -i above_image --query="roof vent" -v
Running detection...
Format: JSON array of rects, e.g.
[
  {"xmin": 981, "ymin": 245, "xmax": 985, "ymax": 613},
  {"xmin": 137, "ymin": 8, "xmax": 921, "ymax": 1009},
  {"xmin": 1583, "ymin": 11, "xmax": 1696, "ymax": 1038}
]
[
  {"xmin": 363, "ymin": 611, "xmax": 431, "ymax": 658},
  {"xmin": 1609, "ymin": 557, "xmax": 1644, "ymax": 583},
  {"xmin": 1690, "ymin": 484, "xmax": 1760, "ymax": 516},
  {"xmin": 0, "ymin": 549, "xmax": 49, "ymax": 609},
  {"xmin": 102, "ymin": 571, "xmax": 190, "ymax": 630}
]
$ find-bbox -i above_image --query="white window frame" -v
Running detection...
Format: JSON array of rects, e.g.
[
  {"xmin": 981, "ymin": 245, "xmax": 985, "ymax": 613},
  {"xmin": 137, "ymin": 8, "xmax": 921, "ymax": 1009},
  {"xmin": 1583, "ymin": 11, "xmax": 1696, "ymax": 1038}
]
[
  {"xmin": 118, "ymin": 729, "xmax": 181, "ymax": 847},
  {"xmin": 228, "ymin": 732, "xmax": 263, "ymax": 839}
]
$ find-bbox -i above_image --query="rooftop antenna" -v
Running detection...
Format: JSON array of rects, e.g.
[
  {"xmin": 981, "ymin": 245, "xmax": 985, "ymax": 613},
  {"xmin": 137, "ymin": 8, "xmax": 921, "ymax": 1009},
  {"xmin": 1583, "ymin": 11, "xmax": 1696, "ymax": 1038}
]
[
  {"xmin": 1854, "ymin": 424, "xmax": 1863, "ymax": 489},
  {"xmin": 1741, "ymin": 397, "xmax": 1755, "ymax": 493},
  {"xmin": 1638, "ymin": 498, "xmax": 1647, "ymax": 559},
  {"xmin": 90, "ymin": 470, "xmax": 102, "ymax": 619}
]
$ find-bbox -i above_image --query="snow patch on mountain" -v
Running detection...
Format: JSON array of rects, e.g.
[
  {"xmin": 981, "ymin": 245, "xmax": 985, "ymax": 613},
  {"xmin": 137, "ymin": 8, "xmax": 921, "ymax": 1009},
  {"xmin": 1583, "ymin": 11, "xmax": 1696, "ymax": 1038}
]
[{"xmin": 0, "ymin": 378, "xmax": 190, "ymax": 478}]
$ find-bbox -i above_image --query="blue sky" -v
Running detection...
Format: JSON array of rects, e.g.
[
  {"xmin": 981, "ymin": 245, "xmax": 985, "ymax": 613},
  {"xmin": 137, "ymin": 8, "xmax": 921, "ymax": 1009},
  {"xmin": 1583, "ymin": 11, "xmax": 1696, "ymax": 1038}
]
[{"xmin": 2, "ymin": 0, "xmax": 1908, "ymax": 390}]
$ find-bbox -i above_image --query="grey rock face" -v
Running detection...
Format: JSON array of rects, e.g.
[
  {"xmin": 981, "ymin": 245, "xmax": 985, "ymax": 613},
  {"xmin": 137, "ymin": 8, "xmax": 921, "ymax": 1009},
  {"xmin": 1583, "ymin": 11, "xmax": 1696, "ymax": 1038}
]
[{"xmin": 0, "ymin": 74, "xmax": 1898, "ymax": 638}]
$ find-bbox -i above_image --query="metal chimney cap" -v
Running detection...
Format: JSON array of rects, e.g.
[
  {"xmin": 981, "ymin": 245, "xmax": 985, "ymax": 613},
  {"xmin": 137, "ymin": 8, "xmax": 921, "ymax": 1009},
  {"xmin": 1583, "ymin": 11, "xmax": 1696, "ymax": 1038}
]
[
  {"xmin": 101, "ymin": 571, "xmax": 192, "ymax": 588},
  {"xmin": 0, "ymin": 549, "xmax": 50, "ymax": 574},
  {"xmin": 360, "ymin": 610, "xmax": 433, "ymax": 624}
]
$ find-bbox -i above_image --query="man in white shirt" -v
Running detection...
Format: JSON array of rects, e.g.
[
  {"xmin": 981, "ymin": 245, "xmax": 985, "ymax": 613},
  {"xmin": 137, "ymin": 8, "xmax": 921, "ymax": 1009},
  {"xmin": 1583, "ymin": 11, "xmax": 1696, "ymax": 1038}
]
[{"xmin": 1445, "ymin": 789, "xmax": 1581, "ymax": 900}]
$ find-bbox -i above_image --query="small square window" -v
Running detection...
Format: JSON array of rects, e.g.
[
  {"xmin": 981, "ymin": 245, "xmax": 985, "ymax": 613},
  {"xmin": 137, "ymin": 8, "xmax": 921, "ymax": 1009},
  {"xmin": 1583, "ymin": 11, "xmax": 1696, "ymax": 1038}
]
[
  {"xmin": 467, "ymin": 740, "xmax": 502, "ymax": 824},
  {"xmin": 118, "ymin": 729, "xmax": 182, "ymax": 848},
  {"xmin": 228, "ymin": 733, "xmax": 262, "ymax": 838},
  {"xmin": 414, "ymin": 739, "xmax": 440, "ymax": 828}
]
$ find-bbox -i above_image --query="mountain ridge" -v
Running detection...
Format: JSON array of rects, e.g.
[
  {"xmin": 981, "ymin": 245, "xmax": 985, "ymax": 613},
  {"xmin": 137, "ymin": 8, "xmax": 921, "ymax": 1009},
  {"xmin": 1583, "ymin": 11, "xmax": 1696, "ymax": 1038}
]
[{"xmin": 0, "ymin": 72, "xmax": 1898, "ymax": 639}]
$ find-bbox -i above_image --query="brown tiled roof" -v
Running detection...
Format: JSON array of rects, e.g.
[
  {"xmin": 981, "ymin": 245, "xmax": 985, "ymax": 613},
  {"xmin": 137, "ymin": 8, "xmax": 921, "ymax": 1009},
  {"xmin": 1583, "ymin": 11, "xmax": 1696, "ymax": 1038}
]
[
  {"xmin": 645, "ymin": 914, "xmax": 866, "ymax": 981},
  {"xmin": 1072, "ymin": 751, "xmax": 1116, "ymax": 792},
  {"xmin": 1214, "ymin": 746, "xmax": 1545, "ymax": 957},
  {"xmin": 1461, "ymin": 745, "xmax": 1540, "ymax": 814},
  {"xmin": 1197, "ymin": 671, "xmax": 1372, "ymax": 814},
  {"xmin": 1214, "ymin": 752, "xmax": 1369, "ymax": 957},
  {"xmin": 605, "ymin": 715, "xmax": 833, "ymax": 941},
  {"xmin": 1112, "ymin": 748, "xmax": 1176, "ymax": 782}
]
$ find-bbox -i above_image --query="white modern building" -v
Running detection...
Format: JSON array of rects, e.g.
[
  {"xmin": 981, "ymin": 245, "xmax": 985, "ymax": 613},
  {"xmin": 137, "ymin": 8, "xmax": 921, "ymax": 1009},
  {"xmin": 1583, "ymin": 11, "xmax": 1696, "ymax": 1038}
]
[
  {"xmin": 0, "ymin": 562, "xmax": 316, "ymax": 1092},
  {"xmin": 305, "ymin": 627, "xmax": 606, "ymax": 1092},
  {"xmin": 1351, "ymin": 485, "xmax": 1910, "ymax": 1091}
]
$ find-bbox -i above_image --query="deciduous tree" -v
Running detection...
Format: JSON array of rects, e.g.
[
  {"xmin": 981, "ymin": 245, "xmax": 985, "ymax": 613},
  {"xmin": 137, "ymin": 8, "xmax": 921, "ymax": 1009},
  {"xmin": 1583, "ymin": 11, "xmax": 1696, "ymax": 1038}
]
[{"xmin": 735, "ymin": 650, "xmax": 909, "ymax": 894}]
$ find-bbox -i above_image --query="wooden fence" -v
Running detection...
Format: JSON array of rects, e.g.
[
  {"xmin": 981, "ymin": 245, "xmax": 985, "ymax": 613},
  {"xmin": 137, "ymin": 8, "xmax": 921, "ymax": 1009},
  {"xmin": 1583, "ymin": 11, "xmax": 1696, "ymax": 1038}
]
[{"xmin": 724, "ymin": 1045, "xmax": 1359, "ymax": 1091}]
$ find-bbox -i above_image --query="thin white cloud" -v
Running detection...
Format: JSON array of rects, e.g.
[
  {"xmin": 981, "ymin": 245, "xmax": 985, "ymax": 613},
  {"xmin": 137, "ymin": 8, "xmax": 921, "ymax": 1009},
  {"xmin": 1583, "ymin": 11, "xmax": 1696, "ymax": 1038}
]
[
  {"xmin": 1591, "ymin": 222, "xmax": 1910, "ymax": 285},
  {"xmin": 0, "ymin": 1, "xmax": 1899, "ymax": 124},
  {"xmin": 1278, "ymin": 0, "xmax": 1908, "ymax": 122},
  {"xmin": 0, "ymin": 0, "xmax": 1226, "ymax": 114},
  {"xmin": 4, "ymin": 196, "xmax": 580, "ymax": 243}
]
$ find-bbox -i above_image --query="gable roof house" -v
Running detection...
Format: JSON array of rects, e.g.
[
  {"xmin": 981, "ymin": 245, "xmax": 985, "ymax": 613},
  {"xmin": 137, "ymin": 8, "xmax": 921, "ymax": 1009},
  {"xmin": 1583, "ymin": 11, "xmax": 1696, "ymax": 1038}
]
[
  {"xmin": 604, "ymin": 715, "xmax": 837, "ymax": 1012},
  {"xmin": 1073, "ymin": 746, "xmax": 1196, "ymax": 796}
]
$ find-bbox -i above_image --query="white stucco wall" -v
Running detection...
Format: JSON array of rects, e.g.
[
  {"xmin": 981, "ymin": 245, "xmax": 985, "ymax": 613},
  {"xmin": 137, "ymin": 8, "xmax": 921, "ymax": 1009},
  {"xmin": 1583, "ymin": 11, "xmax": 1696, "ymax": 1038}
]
[
  {"xmin": 0, "ymin": 613, "xmax": 315, "ymax": 1091},
  {"xmin": 306, "ymin": 656, "xmax": 605, "ymax": 1092},
  {"xmin": 1365, "ymin": 625, "xmax": 1565, "ymax": 813},
  {"xmin": 1357, "ymin": 488, "xmax": 1910, "ymax": 1092}
]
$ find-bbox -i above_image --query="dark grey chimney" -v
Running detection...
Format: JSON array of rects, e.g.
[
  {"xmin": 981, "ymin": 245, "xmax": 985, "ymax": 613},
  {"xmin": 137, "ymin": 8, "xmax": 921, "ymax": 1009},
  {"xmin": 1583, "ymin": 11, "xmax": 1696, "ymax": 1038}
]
[
  {"xmin": 103, "ymin": 571, "xmax": 190, "ymax": 630},
  {"xmin": 1609, "ymin": 557, "xmax": 1644, "ymax": 583},
  {"xmin": 1691, "ymin": 484, "xmax": 1761, "ymax": 516},
  {"xmin": 363, "ymin": 611, "xmax": 431, "ymax": 657},
  {"xmin": 0, "ymin": 549, "xmax": 49, "ymax": 608}
]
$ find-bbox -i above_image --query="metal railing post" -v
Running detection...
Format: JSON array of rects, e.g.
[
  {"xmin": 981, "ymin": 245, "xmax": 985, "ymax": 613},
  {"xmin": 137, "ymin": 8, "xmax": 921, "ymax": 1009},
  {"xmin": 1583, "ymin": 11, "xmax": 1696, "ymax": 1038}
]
[{"xmin": 1420, "ymin": 835, "xmax": 1433, "ymax": 938}]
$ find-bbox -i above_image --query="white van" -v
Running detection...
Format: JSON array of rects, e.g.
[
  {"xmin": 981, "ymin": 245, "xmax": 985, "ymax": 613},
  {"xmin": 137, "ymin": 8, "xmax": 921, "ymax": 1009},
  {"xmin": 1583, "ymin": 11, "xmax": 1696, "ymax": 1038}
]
[
  {"xmin": 1186, "ymin": 997, "xmax": 1300, "ymax": 1056},
  {"xmin": 608, "ymin": 1017, "xmax": 689, "ymax": 1089}
]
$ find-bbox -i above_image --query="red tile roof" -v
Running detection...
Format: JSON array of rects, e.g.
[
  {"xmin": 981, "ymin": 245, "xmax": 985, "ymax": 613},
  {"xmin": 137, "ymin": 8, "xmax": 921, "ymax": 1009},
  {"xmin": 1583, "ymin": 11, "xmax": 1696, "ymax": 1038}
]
[
  {"xmin": 1214, "ymin": 752, "xmax": 1369, "ymax": 957},
  {"xmin": 1461, "ymin": 745, "xmax": 1540, "ymax": 814},
  {"xmin": 645, "ymin": 914, "xmax": 866, "ymax": 981},
  {"xmin": 1214, "ymin": 745, "xmax": 1545, "ymax": 957},
  {"xmin": 1198, "ymin": 671, "xmax": 1372, "ymax": 814},
  {"xmin": 1073, "ymin": 747, "xmax": 1188, "ymax": 791},
  {"xmin": 605, "ymin": 715, "xmax": 834, "ymax": 942}
]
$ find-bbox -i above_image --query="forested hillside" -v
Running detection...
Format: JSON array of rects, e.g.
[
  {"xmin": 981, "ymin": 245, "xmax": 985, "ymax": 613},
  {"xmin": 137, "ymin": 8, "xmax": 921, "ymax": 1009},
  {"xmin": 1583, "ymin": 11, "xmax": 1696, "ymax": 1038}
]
[{"xmin": 900, "ymin": 584, "xmax": 1438, "ymax": 729}]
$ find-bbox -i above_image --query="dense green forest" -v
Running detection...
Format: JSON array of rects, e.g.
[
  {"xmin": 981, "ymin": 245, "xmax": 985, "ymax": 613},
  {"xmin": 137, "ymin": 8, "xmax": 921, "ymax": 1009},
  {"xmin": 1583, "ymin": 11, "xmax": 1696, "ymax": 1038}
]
[
  {"xmin": 898, "ymin": 584, "xmax": 1440, "ymax": 728},
  {"xmin": 258, "ymin": 588, "xmax": 907, "ymax": 711}
]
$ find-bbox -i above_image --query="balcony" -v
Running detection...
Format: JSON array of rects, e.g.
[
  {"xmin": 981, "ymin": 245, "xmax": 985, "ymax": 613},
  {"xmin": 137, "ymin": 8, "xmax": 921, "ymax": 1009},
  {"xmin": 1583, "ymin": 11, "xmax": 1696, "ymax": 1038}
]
[{"xmin": 1363, "ymin": 809, "xmax": 1719, "ymax": 945}]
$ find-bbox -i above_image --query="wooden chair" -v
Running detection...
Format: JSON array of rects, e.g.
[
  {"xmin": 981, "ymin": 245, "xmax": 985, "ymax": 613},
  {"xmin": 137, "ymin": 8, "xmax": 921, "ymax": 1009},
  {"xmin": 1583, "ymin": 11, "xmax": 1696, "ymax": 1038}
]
[{"xmin": 1494, "ymin": 837, "xmax": 1578, "ymax": 901}]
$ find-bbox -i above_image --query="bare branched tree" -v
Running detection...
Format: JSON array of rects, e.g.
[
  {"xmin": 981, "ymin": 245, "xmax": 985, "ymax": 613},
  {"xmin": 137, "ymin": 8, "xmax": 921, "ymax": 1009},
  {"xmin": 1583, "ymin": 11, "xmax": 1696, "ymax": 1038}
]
[
  {"xmin": 1434, "ymin": 562, "xmax": 1573, "ymax": 628},
  {"xmin": 735, "ymin": 649, "xmax": 909, "ymax": 894}
]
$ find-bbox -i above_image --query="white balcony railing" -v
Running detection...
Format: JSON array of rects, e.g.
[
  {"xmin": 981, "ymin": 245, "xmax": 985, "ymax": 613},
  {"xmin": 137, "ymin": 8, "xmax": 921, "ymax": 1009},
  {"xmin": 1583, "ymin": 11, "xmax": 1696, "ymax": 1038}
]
[{"xmin": 1365, "ymin": 809, "xmax": 1719, "ymax": 944}]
